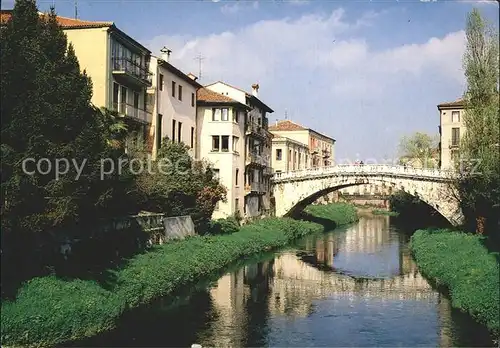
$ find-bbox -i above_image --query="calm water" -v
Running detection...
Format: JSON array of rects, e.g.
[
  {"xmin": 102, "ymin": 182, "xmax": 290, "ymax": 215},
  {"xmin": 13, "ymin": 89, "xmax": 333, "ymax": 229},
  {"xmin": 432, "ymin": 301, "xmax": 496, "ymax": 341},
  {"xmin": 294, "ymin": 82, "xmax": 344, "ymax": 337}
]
[{"xmin": 76, "ymin": 215, "xmax": 495, "ymax": 347}]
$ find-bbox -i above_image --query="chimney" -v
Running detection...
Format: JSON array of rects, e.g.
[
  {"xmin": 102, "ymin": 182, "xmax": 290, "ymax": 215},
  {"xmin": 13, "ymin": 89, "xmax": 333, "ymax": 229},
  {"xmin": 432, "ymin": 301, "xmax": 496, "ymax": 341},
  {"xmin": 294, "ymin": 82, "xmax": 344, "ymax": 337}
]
[
  {"xmin": 160, "ymin": 46, "xmax": 172, "ymax": 63},
  {"xmin": 251, "ymin": 83, "xmax": 259, "ymax": 97},
  {"xmin": 187, "ymin": 73, "xmax": 198, "ymax": 81}
]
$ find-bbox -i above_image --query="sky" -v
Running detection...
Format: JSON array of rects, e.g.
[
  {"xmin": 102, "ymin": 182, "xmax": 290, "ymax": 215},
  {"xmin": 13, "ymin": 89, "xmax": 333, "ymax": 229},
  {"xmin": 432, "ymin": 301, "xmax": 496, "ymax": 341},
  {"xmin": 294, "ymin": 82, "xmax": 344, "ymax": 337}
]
[{"xmin": 6, "ymin": 0, "xmax": 500, "ymax": 161}]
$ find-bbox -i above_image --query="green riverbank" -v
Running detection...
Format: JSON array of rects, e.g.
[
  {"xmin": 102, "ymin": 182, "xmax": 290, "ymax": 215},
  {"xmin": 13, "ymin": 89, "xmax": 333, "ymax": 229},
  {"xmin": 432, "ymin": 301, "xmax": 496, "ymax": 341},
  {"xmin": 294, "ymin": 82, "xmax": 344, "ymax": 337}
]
[
  {"xmin": 411, "ymin": 229, "xmax": 500, "ymax": 339},
  {"xmin": 1, "ymin": 204, "xmax": 358, "ymax": 347}
]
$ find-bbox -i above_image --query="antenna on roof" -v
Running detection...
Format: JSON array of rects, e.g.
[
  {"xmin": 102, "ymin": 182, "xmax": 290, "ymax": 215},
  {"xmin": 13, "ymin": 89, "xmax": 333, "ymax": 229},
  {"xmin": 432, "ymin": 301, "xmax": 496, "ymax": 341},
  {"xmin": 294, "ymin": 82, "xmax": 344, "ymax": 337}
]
[
  {"xmin": 74, "ymin": 0, "xmax": 78, "ymax": 19},
  {"xmin": 284, "ymin": 109, "xmax": 288, "ymax": 120},
  {"xmin": 193, "ymin": 53, "xmax": 205, "ymax": 81}
]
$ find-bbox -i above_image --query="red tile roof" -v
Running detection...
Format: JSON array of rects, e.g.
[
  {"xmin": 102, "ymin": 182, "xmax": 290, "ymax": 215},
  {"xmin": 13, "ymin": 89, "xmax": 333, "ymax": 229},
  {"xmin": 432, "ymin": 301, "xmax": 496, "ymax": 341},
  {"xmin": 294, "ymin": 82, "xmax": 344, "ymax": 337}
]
[
  {"xmin": 437, "ymin": 98, "xmax": 465, "ymax": 109},
  {"xmin": 197, "ymin": 88, "xmax": 241, "ymax": 104},
  {"xmin": 0, "ymin": 10, "xmax": 112, "ymax": 28},
  {"xmin": 268, "ymin": 120, "xmax": 307, "ymax": 131}
]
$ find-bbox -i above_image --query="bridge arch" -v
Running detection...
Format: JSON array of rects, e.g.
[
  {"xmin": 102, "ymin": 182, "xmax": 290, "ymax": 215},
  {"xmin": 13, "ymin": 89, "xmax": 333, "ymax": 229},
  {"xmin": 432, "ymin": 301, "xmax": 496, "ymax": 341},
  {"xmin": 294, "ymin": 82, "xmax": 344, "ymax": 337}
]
[{"xmin": 272, "ymin": 165, "xmax": 463, "ymax": 226}]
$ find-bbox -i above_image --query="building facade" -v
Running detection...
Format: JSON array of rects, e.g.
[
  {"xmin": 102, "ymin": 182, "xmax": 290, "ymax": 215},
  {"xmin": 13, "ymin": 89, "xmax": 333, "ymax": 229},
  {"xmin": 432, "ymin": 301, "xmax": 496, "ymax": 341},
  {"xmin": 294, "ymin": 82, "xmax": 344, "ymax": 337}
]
[
  {"xmin": 204, "ymin": 82, "xmax": 274, "ymax": 219},
  {"xmin": 271, "ymin": 136, "xmax": 310, "ymax": 173},
  {"xmin": 0, "ymin": 12, "xmax": 155, "ymax": 149},
  {"xmin": 437, "ymin": 99, "xmax": 465, "ymax": 170},
  {"xmin": 196, "ymin": 87, "xmax": 249, "ymax": 219},
  {"xmin": 268, "ymin": 120, "xmax": 335, "ymax": 169},
  {"xmin": 149, "ymin": 49, "xmax": 201, "ymax": 158}
]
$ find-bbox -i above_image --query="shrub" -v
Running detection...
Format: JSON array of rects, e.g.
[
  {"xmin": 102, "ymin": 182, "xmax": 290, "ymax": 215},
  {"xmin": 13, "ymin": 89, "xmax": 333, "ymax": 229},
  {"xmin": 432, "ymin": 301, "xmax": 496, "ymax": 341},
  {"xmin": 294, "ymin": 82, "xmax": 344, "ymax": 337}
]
[
  {"xmin": 304, "ymin": 202, "xmax": 358, "ymax": 226},
  {"xmin": 1, "ymin": 218, "xmax": 323, "ymax": 347},
  {"xmin": 411, "ymin": 229, "xmax": 499, "ymax": 337}
]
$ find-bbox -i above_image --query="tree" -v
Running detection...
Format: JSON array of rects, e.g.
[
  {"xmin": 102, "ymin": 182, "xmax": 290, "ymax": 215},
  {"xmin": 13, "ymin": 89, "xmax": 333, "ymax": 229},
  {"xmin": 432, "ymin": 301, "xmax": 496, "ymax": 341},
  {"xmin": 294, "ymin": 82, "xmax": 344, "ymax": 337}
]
[
  {"xmin": 0, "ymin": 1, "xmax": 133, "ymax": 294},
  {"xmin": 398, "ymin": 132, "xmax": 439, "ymax": 168},
  {"xmin": 134, "ymin": 138, "xmax": 226, "ymax": 232},
  {"xmin": 457, "ymin": 8, "xmax": 500, "ymax": 238}
]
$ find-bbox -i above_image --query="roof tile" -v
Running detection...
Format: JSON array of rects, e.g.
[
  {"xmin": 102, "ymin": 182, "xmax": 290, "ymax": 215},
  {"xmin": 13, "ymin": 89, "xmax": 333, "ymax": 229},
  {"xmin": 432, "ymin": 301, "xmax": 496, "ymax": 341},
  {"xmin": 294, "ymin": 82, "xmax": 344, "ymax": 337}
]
[
  {"xmin": 197, "ymin": 88, "xmax": 239, "ymax": 103},
  {"xmin": 0, "ymin": 10, "xmax": 112, "ymax": 28},
  {"xmin": 268, "ymin": 120, "xmax": 307, "ymax": 131}
]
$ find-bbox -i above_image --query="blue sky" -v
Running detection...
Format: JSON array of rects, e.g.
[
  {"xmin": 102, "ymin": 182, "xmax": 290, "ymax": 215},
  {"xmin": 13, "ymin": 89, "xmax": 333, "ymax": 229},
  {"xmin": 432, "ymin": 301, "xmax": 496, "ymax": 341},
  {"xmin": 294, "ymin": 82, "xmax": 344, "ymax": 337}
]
[{"xmin": 10, "ymin": 0, "xmax": 500, "ymax": 160}]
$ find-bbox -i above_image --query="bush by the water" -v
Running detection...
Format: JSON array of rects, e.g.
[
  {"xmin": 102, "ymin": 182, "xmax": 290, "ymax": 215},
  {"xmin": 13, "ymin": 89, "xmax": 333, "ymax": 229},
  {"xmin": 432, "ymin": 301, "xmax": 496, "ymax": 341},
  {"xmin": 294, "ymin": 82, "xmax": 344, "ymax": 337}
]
[
  {"xmin": 207, "ymin": 216, "xmax": 240, "ymax": 235},
  {"xmin": 304, "ymin": 202, "xmax": 358, "ymax": 226},
  {"xmin": 1, "ymin": 218, "xmax": 322, "ymax": 347},
  {"xmin": 411, "ymin": 229, "xmax": 499, "ymax": 337}
]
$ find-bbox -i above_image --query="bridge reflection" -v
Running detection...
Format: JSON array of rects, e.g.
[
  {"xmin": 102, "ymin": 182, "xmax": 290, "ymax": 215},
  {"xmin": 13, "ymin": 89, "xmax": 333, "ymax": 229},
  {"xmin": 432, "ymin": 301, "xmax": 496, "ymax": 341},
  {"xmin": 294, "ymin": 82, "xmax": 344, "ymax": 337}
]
[{"xmin": 205, "ymin": 216, "xmax": 451, "ymax": 347}]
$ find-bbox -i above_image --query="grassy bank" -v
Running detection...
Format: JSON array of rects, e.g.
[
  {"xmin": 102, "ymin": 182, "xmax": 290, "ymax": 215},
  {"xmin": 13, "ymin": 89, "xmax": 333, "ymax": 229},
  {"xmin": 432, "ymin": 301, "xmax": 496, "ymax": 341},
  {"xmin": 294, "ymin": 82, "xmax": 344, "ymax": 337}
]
[
  {"xmin": 411, "ymin": 229, "xmax": 500, "ymax": 338},
  {"xmin": 372, "ymin": 209, "xmax": 400, "ymax": 217},
  {"xmin": 1, "ymin": 207, "xmax": 361, "ymax": 348},
  {"xmin": 304, "ymin": 202, "xmax": 358, "ymax": 227}
]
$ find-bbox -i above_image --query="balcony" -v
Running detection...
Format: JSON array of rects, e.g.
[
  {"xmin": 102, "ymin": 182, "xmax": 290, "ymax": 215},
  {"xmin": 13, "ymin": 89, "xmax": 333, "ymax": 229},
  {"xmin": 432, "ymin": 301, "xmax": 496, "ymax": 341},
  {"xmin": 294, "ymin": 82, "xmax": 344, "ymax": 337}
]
[
  {"xmin": 112, "ymin": 57, "xmax": 152, "ymax": 87},
  {"xmin": 113, "ymin": 102, "xmax": 152, "ymax": 124},
  {"xmin": 310, "ymin": 146, "xmax": 321, "ymax": 154},
  {"xmin": 322, "ymin": 149, "xmax": 331, "ymax": 158},
  {"xmin": 246, "ymin": 151, "xmax": 267, "ymax": 167},
  {"xmin": 244, "ymin": 182, "xmax": 266, "ymax": 195},
  {"xmin": 246, "ymin": 122, "xmax": 272, "ymax": 140}
]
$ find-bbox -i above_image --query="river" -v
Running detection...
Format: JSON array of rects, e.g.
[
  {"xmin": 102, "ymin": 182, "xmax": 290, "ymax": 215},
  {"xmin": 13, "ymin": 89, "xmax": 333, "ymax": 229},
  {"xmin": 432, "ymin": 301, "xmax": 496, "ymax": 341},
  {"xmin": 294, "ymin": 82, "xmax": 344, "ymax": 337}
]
[{"xmin": 76, "ymin": 214, "xmax": 495, "ymax": 347}]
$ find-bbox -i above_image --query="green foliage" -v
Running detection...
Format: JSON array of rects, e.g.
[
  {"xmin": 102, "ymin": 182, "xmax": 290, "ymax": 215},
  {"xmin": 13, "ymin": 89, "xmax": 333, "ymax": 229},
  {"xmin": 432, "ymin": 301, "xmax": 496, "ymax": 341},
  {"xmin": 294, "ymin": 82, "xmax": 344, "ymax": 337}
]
[
  {"xmin": 372, "ymin": 209, "xmax": 399, "ymax": 217},
  {"xmin": 411, "ymin": 229, "xmax": 499, "ymax": 337},
  {"xmin": 1, "ymin": 218, "xmax": 322, "ymax": 347},
  {"xmin": 398, "ymin": 132, "xmax": 439, "ymax": 168},
  {"xmin": 455, "ymin": 8, "xmax": 500, "ymax": 239},
  {"xmin": 207, "ymin": 216, "xmax": 240, "ymax": 235},
  {"xmin": 304, "ymin": 203, "xmax": 358, "ymax": 226},
  {"xmin": 0, "ymin": 1, "xmax": 136, "ymax": 295},
  {"xmin": 134, "ymin": 138, "xmax": 226, "ymax": 232}
]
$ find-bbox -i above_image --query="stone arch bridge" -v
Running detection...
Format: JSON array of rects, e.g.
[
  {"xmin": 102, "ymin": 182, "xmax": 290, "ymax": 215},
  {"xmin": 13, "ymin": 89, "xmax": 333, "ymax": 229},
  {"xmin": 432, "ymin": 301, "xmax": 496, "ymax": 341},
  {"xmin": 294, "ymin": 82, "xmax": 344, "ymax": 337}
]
[{"xmin": 272, "ymin": 164, "xmax": 463, "ymax": 226}]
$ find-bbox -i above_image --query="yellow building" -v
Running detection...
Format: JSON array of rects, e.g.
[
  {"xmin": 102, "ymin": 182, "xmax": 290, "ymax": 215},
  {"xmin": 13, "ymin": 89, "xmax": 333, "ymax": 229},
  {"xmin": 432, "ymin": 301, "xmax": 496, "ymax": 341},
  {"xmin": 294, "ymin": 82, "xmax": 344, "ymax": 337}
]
[
  {"xmin": 268, "ymin": 120, "xmax": 335, "ymax": 168},
  {"xmin": 437, "ymin": 99, "xmax": 465, "ymax": 170},
  {"xmin": 1, "ymin": 11, "xmax": 154, "ymax": 148},
  {"xmin": 271, "ymin": 136, "xmax": 310, "ymax": 173}
]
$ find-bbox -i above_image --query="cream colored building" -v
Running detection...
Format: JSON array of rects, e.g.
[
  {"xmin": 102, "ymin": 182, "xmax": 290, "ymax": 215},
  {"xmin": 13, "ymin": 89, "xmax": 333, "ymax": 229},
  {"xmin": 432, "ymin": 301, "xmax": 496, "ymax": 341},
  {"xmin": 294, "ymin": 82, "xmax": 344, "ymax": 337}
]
[
  {"xmin": 437, "ymin": 99, "xmax": 465, "ymax": 170},
  {"xmin": 268, "ymin": 120, "xmax": 335, "ymax": 168},
  {"xmin": 149, "ymin": 49, "xmax": 202, "ymax": 158},
  {"xmin": 197, "ymin": 88, "xmax": 249, "ymax": 219},
  {"xmin": 204, "ymin": 81, "xmax": 274, "ymax": 219},
  {"xmin": 271, "ymin": 136, "xmax": 310, "ymax": 173}
]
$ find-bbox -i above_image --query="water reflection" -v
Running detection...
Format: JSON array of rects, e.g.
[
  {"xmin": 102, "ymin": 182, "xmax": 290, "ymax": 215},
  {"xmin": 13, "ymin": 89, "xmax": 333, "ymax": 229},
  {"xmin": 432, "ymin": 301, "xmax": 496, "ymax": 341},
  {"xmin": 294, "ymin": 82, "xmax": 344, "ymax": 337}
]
[{"xmin": 78, "ymin": 216, "xmax": 494, "ymax": 347}]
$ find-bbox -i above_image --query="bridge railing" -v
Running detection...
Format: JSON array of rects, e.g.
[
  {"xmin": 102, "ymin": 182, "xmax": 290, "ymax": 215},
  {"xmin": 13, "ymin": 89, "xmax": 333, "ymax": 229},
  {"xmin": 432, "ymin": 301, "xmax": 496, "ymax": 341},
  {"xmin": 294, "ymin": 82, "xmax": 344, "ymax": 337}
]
[{"xmin": 272, "ymin": 164, "xmax": 455, "ymax": 181}]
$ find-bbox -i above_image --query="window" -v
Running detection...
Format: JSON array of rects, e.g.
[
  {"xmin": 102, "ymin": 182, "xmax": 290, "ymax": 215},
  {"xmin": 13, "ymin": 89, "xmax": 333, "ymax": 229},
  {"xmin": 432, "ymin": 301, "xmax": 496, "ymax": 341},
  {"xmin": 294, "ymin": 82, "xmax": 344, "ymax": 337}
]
[
  {"xmin": 235, "ymin": 169, "xmax": 239, "ymax": 186},
  {"xmin": 112, "ymin": 82, "xmax": 119, "ymax": 109},
  {"xmin": 190, "ymin": 127, "xmax": 195, "ymax": 148},
  {"xmin": 171, "ymin": 81, "xmax": 176, "ymax": 97},
  {"xmin": 178, "ymin": 122, "xmax": 182, "ymax": 143},
  {"xmin": 213, "ymin": 169, "xmax": 220, "ymax": 180},
  {"xmin": 212, "ymin": 136, "xmax": 220, "ymax": 151},
  {"xmin": 133, "ymin": 91, "xmax": 139, "ymax": 115},
  {"xmin": 235, "ymin": 198, "xmax": 240, "ymax": 213},
  {"xmin": 159, "ymin": 74, "xmax": 164, "ymax": 91},
  {"xmin": 451, "ymin": 127, "xmax": 460, "ymax": 146},
  {"xmin": 232, "ymin": 136, "xmax": 239, "ymax": 152},
  {"xmin": 178, "ymin": 85, "xmax": 183, "ymax": 101},
  {"xmin": 452, "ymin": 111, "xmax": 460, "ymax": 123},
  {"xmin": 172, "ymin": 120, "xmax": 176, "ymax": 142},
  {"xmin": 191, "ymin": 92, "xmax": 195, "ymax": 107},
  {"xmin": 221, "ymin": 108, "xmax": 229, "ymax": 121},
  {"xmin": 233, "ymin": 109, "xmax": 239, "ymax": 123},
  {"xmin": 212, "ymin": 108, "xmax": 221, "ymax": 121},
  {"xmin": 156, "ymin": 114, "xmax": 163, "ymax": 151},
  {"xmin": 276, "ymin": 149, "xmax": 282, "ymax": 160},
  {"xmin": 221, "ymin": 136, "xmax": 229, "ymax": 152}
]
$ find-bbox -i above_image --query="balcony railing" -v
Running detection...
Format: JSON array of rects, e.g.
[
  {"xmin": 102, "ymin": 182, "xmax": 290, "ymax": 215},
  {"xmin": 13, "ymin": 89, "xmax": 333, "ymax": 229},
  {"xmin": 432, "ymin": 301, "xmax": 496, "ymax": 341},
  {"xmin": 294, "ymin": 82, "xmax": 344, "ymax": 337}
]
[
  {"xmin": 310, "ymin": 146, "xmax": 321, "ymax": 154},
  {"xmin": 113, "ymin": 102, "xmax": 152, "ymax": 124},
  {"xmin": 246, "ymin": 151, "xmax": 267, "ymax": 166},
  {"xmin": 246, "ymin": 122, "xmax": 272, "ymax": 139},
  {"xmin": 244, "ymin": 182, "xmax": 266, "ymax": 194},
  {"xmin": 112, "ymin": 57, "xmax": 152, "ymax": 86},
  {"xmin": 322, "ymin": 149, "xmax": 331, "ymax": 158}
]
